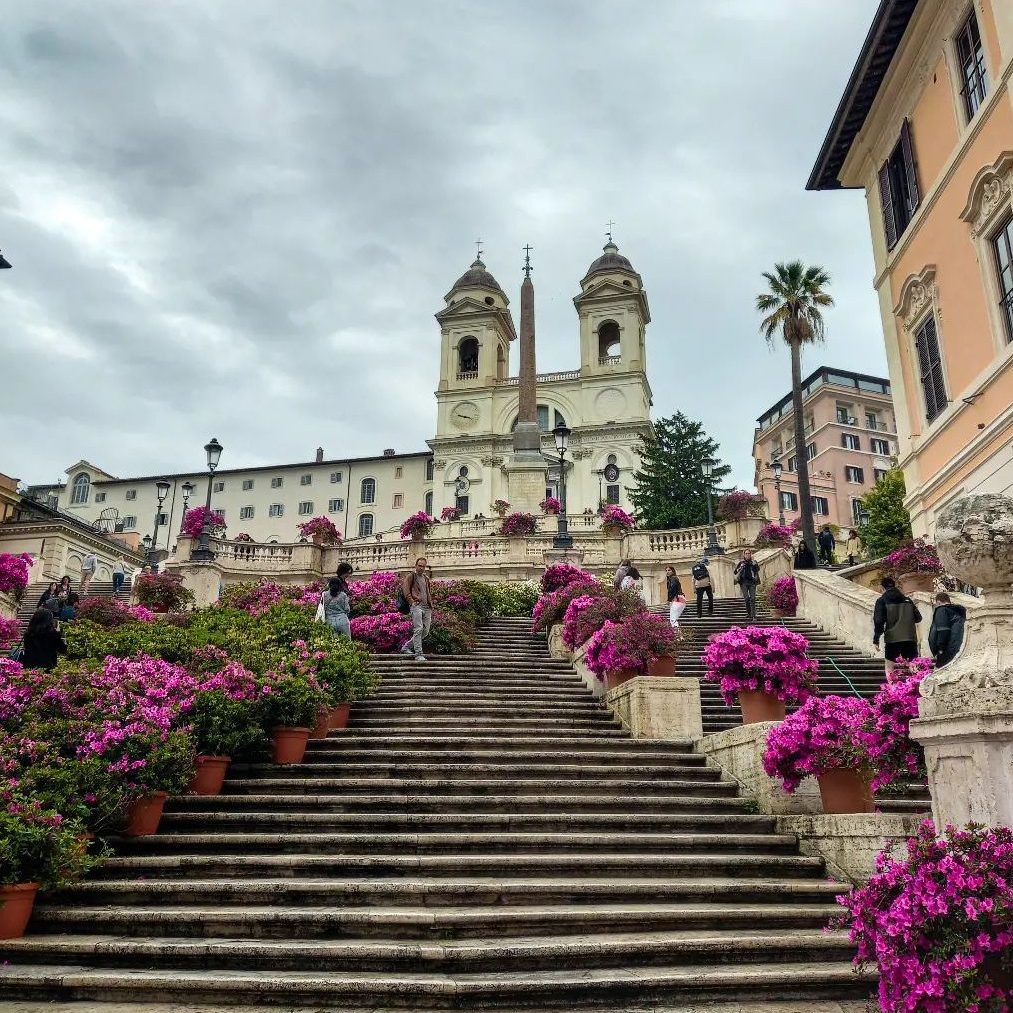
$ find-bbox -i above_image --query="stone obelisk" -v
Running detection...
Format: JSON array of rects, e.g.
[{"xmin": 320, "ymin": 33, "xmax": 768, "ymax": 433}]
[{"xmin": 505, "ymin": 246, "xmax": 548, "ymax": 512}]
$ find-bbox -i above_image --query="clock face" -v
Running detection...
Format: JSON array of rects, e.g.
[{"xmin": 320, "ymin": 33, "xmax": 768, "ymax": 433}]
[{"xmin": 451, "ymin": 402, "xmax": 480, "ymax": 430}]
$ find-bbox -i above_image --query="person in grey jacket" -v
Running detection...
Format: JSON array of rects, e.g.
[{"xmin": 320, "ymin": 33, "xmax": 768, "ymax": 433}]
[
  {"xmin": 733, "ymin": 550, "xmax": 761, "ymax": 621},
  {"xmin": 321, "ymin": 567, "xmax": 352, "ymax": 638},
  {"xmin": 873, "ymin": 577, "xmax": 922, "ymax": 673},
  {"xmin": 928, "ymin": 593, "xmax": 966, "ymax": 668}
]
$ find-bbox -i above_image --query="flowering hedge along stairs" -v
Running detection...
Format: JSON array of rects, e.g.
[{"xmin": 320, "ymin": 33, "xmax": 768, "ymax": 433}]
[
  {"xmin": 1, "ymin": 615, "xmax": 878, "ymax": 1007},
  {"xmin": 15, "ymin": 578, "xmax": 132, "ymax": 630}
]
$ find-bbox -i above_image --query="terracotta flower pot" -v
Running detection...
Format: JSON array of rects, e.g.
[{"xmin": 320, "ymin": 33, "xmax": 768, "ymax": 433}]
[
  {"xmin": 186, "ymin": 755, "xmax": 230, "ymax": 796},
  {"xmin": 647, "ymin": 656, "xmax": 676, "ymax": 678},
  {"xmin": 310, "ymin": 709, "xmax": 331, "ymax": 739},
  {"xmin": 737, "ymin": 690, "xmax": 786, "ymax": 724},
  {"xmin": 817, "ymin": 768, "xmax": 874, "ymax": 814},
  {"xmin": 328, "ymin": 702, "xmax": 351, "ymax": 730},
  {"xmin": 604, "ymin": 668, "xmax": 642, "ymax": 690},
  {"xmin": 271, "ymin": 727, "xmax": 310, "ymax": 764},
  {"xmin": 122, "ymin": 791, "xmax": 168, "ymax": 837},
  {"xmin": 0, "ymin": 882, "xmax": 39, "ymax": 939}
]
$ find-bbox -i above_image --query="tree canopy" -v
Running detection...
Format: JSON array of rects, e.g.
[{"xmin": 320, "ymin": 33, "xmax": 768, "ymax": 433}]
[{"xmin": 860, "ymin": 469, "xmax": 913, "ymax": 559}]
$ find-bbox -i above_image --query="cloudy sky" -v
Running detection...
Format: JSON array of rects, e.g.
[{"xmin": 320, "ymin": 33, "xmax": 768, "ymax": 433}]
[{"xmin": 1, "ymin": 0, "xmax": 884, "ymax": 491}]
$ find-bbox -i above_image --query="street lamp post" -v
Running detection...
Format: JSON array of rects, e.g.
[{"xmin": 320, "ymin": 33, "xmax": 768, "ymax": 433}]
[
  {"xmin": 146, "ymin": 479, "xmax": 171, "ymax": 568},
  {"xmin": 701, "ymin": 457, "xmax": 724, "ymax": 556},
  {"xmin": 179, "ymin": 481, "xmax": 195, "ymax": 530},
  {"xmin": 771, "ymin": 460, "xmax": 785, "ymax": 526},
  {"xmin": 191, "ymin": 438, "xmax": 223, "ymax": 563},
  {"xmin": 552, "ymin": 424, "xmax": 573, "ymax": 550}
]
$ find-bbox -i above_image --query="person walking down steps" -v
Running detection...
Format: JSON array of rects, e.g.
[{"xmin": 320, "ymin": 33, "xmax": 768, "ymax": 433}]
[
  {"xmin": 873, "ymin": 576, "xmax": 922, "ymax": 674},
  {"xmin": 665, "ymin": 565, "xmax": 686, "ymax": 634},
  {"xmin": 733, "ymin": 549, "xmax": 761, "ymax": 621},
  {"xmin": 400, "ymin": 557, "xmax": 433, "ymax": 662},
  {"xmin": 691, "ymin": 558, "xmax": 714, "ymax": 618}
]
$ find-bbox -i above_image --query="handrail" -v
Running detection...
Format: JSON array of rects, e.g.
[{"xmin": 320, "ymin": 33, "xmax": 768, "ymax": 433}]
[{"xmin": 822, "ymin": 654, "xmax": 863, "ymax": 698}]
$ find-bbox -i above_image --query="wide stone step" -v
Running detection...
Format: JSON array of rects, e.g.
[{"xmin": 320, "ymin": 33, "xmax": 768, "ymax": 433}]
[
  {"xmin": 302, "ymin": 736, "xmax": 697, "ymax": 754},
  {"xmin": 0, "ymin": 958, "xmax": 875, "ymax": 1006},
  {"xmin": 21, "ymin": 900, "xmax": 840, "ymax": 940},
  {"xmin": 327, "ymin": 726, "xmax": 634, "ymax": 740},
  {"xmin": 349, "ymin": 706, "xmax": 612, "ymax": 720},
  {"xmin": 346, "ymin": 719, "xmax": 623, "ymax": 733},
  {"xmin": 1, "ymin": 928, "xmax": 855, "ymax": 974},
  {"xmin": 297, "ymin": 749, "xmax": 708, "ymax": 766}
]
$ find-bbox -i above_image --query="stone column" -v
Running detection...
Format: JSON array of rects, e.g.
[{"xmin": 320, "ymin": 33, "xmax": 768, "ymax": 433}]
[{"xmin": 910, "ymin": 493, "xmax": 1013, "ymax": 828}]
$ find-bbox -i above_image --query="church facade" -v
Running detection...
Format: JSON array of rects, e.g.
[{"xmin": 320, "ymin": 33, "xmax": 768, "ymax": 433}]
[{"xmin": 29, "ymin": 241, "xmax": 654, "ymax": 547}]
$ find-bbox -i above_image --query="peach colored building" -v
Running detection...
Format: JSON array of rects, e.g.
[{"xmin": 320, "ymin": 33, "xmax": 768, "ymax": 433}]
[
  {"xmin": 809, "ymin": 0, "xmax": 1013, "ymax": 539},
  {"xmin": 753, "ymin": 366, "xmax": 898, "ymax": 531}
]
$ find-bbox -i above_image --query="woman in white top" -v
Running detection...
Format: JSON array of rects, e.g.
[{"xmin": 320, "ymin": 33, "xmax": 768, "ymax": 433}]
[{"xmin": 620, "ymin": 566, "xmax": 648, "ymax": 604}]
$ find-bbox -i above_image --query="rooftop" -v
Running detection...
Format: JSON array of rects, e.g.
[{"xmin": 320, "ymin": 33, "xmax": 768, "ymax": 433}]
[{"xmin": 756, "ymin": 366, "xmax": 893, "ymax": 430}]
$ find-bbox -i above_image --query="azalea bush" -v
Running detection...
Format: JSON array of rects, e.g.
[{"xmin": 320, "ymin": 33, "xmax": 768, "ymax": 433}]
[
  {"xmin": 348, "ymin": 571, "xmax": 400, "ymax": 617},
  {"xmin": 492, "ymin": 499, "xmax": 511, "ymax": 516},
  {"xmin": 867, "ymin": 657, "xmax": 932, "ymax": 791},
  {"xmin": 349, "ymin": 612, "xmax": 413, "ymax": 652},
  {"xmin": 561, "ymin": 589, "xmax": 645, "ymax": 651},
  {"xmin": 767, "ymin": 575, "xmax": 799, "ymax": 615},
  {"xmin": 531, "ymin": 577, "xmax": 603, "ymax": 632},
  {"xmin": 0, "ymin": 616, "xmax": 20, "ymax": 650},
  {"xmin": 0, "ymin": 552, "xmax": 33, "ymax": 598},
  {"xmin": 834, "ymin": 821, "xmax": 1013, "ymax": 1013},
  {"xmin": 539, "ymin": 496, "xmax": 561, "ymax": 515},
  {"xmin": 702, "ymin": 626, "xmax": 819, "ymax": 707},
  {"xmin": 541, "ymin": 563, "xmax": 593, "ymax": 594},
  {"xmin": 762, "ymin": 695, "xmax": 876, "ymax": 793},
  {"xmin": 717, "ymin": 489, "xmax": 764, "ymax": 521},
  {"xmin": 75, "ymin": 596, "xmax": 156, "ymax": 628},
  {"xmin": 488, "ymin": 580, "xmax": 540, "ymax": 617},
  {"xmin": 755, "ymin": 522, "xmax": 794, "ymax": 548},
  {"xmin": 399, "ymin": 511, "xmax": 435, "ymax": 540},
  {"xmin": 182, "ymin": 506, "xmax": 225, "ymax": 539},
  {"xmin": 297, "ymin": 516, "xmax": 342, "ymax": 545},
  {"xmin": 500, "ymin": 512, "xmax": 539, "ymax": 537},
  {"xmin": 600, "ymin": 505, "xmax": 635, "ymax": 532},
  {"xmin": 134, "ymin": 571, "xmax": 194, "ymax": 611},
  {"xmin": 882, "ymin": 539, "xmax": 944, "ymax": 577},
  {"xmin": 255, "ymin": 670, "xmax": 328, "ymax": 730},
  {"xmin": 584, "ymin": 614, "xmax": 681, "ymax": 680}
]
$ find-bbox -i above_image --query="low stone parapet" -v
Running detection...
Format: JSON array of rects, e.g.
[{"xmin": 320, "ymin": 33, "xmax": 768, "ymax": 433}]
[{"xmin": 604, "ymin": 676, "xmax": 703, "ymax": 740}]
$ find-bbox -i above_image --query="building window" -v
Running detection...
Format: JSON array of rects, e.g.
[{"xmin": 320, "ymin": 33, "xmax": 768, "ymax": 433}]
[
  {"xmin": 770, "ymin": 440, "xmax": 782, "ymax": 458},
  {"xmin": 514, "ymin": 405, "xmax": 568, "ymax": 433},
  {"xmin": 845, "ymin": 466, "xmax": 865, "ymax": 484},
  {"xmin": 425, "ymin": 459, "xmax": 435, "ymax": 481},
  {"xmin": 240, "ymin": 506, "xmax": 254, "ymax": 520},
  {"xmin": 842, "ymin": 433, "xmax": 861, "ymax": 451},
  {"xmin": 915, "ymin": 316, "xmax": 948, "ymax": 422},
  {"xmin": 358, "ymin": 513, "xmax": 374, "ymax": 537},
  {"xmin": 157, "ymin": 511, "xmax": 169, "ymax": 526},
  {"xmin": 455, "ymin": 494, "xmax": 470, "ymax": 515},
  {"xmin": 606, "ymin": 484, "xmax": 621, "ymax": 505},
  {"xmin": 424, "ymin": 491, "xmax": 433, "ymax": 514},
  {"xmin": 956, "ymin": 10, "xmax": 989, "ymax": 121},
  {"xmin": 70, "ymin": 474, "xmax": 90, "ymax": 505},
  {"xmin": 458, "ymin": 337, "xmax": 479, "ymax": 376},
  {"xmin": 866, "ymin": 412, "xmax": 880, "ymax": 430},
  {"xmin": 269, "ymin": 504, "xmax": 284, "ymax": 518},
  {"xmin": 125, "ymin": 490, "xmax": 137, "ymax": 501},
  {"xmin": 122, "ymin": 515, "xmax": 137, "ymax": 530},
  {"xmin": 871, "ymin": 438, "xmax": 890, "ymax": 456},
  {"xmin": 874, "ymin": 469, "xmax": 889, "ymax": 483},
  {"xmin": 812, "ymin": 496, "xmax": 829, "ymax": 516},
  {"xmin": 395, "ymin": 465, "xmax": 403, "ymax": 480},
  {"xmin": 298, "ymin": 501, "xmax": 313, "ymax": 515},
  {"xmin": 878, "ymin": 119, "xmax": 921, "ymax": 250},
  {"xmin": 779, "ymin": 491, "xmax": 798, "ymax": 511},
  {"xmin": 216, "ymin": 510, "xmax": 226, "ymax": 523},
  {"xmin": 300, "ymin": 474, "xmax": 312, "ymax": 486},
  {"xmin": 213, "ymin": 481, "xmax": 225, "ymax": 493},
  {"xmin": 330, "ymin": 471, "xmax": 343, "ymax": 484},
  {"xmin": 993, "ymin": 214, "xmax": 1013, "ymax": 342},
  {"xmin": 243, "ymin": 479, "xmax": 254, "ymax": 491},
  {"xmin": 806, "ymin": 443, "xmax": 817, "ymax": 461},
  {"xmin": 94, "ymin": 492, "xmax": 106, "ymax": 503},
  {"xmin": 393, "ymin": 493, "xmax": 403, "ymax": 509},
  {"xmin": 271, "ymin": 477, "xmax": 283, "ymax": 489},
  {"xmin": 328, "ymin": 498, "xmax": 344, "ymax": 513},
  {"xmin": 787, "ymin": 455, "xmax": 797, "ymax": 473},
  {"xmin": 836, "ymin": 405, "xmax": 854, "ymax": 425},
  {"xmin": 360, "ymin": 478, "xmax": 376, "ymax": 504}
]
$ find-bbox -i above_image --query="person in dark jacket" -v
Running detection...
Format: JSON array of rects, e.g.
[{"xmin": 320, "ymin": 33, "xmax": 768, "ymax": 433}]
[
  {"xmin": 733, "ymin": 549, "xmax": 761, "ymax": 620},
  {"xmin": 37, "ymin": 581, "xmax": 58, "ymax": 608},
  {"xmin": 928, "ymin": 592, "xmax": 966, "ymax": 668},
  {"xmin": 873, "ymin": 577, "xmax": 922, "ymax": 673},
  {"xmin": 665, "ymin": 565, "xmax": 685, "ymax": 632},
  {"xmin": 21, "ymin": 608, "xmax": 68, "ymax": 672},
  {"xmin": 691, "ymin": 558, "xmax": 713, "ymax": 618},
  {"xmin": 794, "ymin": 540, "xmax": 817, "ymax": 570},
  {"xmin": 817, "ymin": 525, "xmax": 835, "ymax": 566}
]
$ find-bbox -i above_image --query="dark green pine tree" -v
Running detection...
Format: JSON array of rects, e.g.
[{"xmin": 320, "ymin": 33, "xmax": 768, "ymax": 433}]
[{"xmin": 630, "ymin": 412, "xmax": 731, "ymax": 530}]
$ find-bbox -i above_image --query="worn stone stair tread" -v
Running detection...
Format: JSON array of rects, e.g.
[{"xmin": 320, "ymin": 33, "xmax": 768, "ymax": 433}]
[{"xmin": 231, "ymin": 763, "xmax": 722, "ymax": 779}]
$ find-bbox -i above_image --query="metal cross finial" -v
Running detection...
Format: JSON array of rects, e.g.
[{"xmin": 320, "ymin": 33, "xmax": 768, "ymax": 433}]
[
  {"xmin": 475, "ymin": 238, "xmax": 483, "ymax": 261},
  {"xmin": 605, "ymin": 220, "xmax": 616, "ymax": 243},
  {"xmin": 522, "ymin": 244, "xmax": 533, "ymax": 278}
]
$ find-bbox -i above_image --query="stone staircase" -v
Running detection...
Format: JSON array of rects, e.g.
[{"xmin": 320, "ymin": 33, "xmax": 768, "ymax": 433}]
[
  {"xmin": 0, "ymin": 617, "xmax": 875, "ymax": 1009},
  {"xmin": 16, "ymin": 579, "xmax": 131, "ymax": 628}
]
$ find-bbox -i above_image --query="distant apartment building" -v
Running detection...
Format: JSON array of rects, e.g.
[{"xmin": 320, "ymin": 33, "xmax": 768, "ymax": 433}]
[
  {"xmin": 809, "ymin": 0, "xmax": 1013, "ymax": 538},
  {"xmin": 753, "ymin": 367, "xmax": 898, "ymax": 530}
]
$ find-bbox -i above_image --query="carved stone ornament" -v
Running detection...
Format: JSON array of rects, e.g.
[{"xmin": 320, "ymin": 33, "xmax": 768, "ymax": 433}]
[
  {"xmin": 432, "ymin": 459, "xmax": 447, "ymax": 469},
  {"xmin": 894, "ymin": 266, "xmax": 938, "ymax": 330},
  {"xmin": 960, "ymin": 152, "xmax": 1013, "ymax": 238},
  {"xmin": 480, "ymin": 455, "xmax": 504, "ymax": 467},
  {"xmin": 919, "ymin": 493, "xmax": 1013, "ymax": 714}
]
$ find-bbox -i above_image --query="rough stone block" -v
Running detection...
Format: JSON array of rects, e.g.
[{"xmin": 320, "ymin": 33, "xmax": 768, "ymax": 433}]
[
  {"xmin": 604, "ymin": 676, "xmax": 703, "ymax": 740},
  {"xmin": 177, "ymin": 562, "xmax": 223, "ymax": 607},
  {"xmin": 777, "ymin": 813, "xmax": 924, "ymax": 885},
  {"xmin": 547, "ymin": 624, "xmax": 571, "ymax": 661},
  {"xmin": 572, "ymin": 641, "xmax": 604, "ymax": 698},
  {"xmin": 699, "ymin": 722, "xmax": 821, "ymax": 815}
]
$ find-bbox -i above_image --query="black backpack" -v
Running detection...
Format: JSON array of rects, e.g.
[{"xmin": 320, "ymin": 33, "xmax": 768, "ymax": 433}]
[{"xmin": 395, "ymin": 577, "xmax": 412, "ymax": 615}]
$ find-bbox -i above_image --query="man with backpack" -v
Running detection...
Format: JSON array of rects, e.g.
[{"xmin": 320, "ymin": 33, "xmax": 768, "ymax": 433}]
[
  {"xmin": 873, "ymin": 576, "xmax": 922, "ymax": 674},
  {"xmin": 399, "ymin": 557, "xmax": 433, "ymax": 662}
]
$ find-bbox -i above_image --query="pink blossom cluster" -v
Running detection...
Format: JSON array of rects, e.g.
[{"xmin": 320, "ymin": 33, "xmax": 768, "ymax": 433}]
[
  {"xmin": 768, "ymin": 575, "xmax": 799, "ymax": 614},
  {"xmin": 349, "ymin": 613, "xmax": 413, "ymax": 652},
  {"xmin": 561, "ymin": 591, "xmax": 646, "ymax": 651},
  {"xmin": 399, "ymin": 511, "xmax": 435, "ymax": 540},
  {"xmin": 440, "ymin": 506, "xmax": 461, "ymax": 521},
  {"xmin": 500, "ymin": 512, "xmax": 540, "ymax": 537},
  {"xmin": 835, "ymin": 820, "xmax": 1013, "ymax": 1012},
  {"xmin": 541, "ymin": 563, "xmax": 593, "ymax": 595},
  {"xmin": 717, "ymin": 489, "xmax": 763, "ymax": 521},
  {"xmin": 297, "ymin": 516, "xmax": 342, "ymax": 544},
  {"xmin": 539, "ymin": 496, "xmax": 561, "ymax": 515},
  {"xmin": 583, "ymin": 613, "xmax": 680, "ymax": 680},
  {"xmin": 702, "ymin": 626, "xmax": 819, "ymax": 707},
  {"xmin": 531, "ymin": 578, "xmax": 601, "ymax": 632},
  {"xmin": 867, "ymin": 657, "xmax": 933, "ymax": 791},
  {"xmin": 0, "ymin": 616, "xmax": 20, "ymax": 649},
  {"xmin": 222, "ymin": 580, "xmax": 320, "ymax": 616},
  {"xmin": 0, "ymin": 552, "xmax": 33, "ymax": 595},
  {"xmin": 755, "ymin": 523, "xmax": 794, "ymax": 547},
  {"xmin": 182, "ymin": 506, "xmax": 226, "ymax": 538},
  {"xmin": 600, "ymin": 505, "xmax": 635, "ymax": 531},
  {"xmin": 883, "ymin": 539, "xmax": 944, "ymax": 577},
  {"xmin": 348, "ymin": 570, "xmax": 400, "ymax": 615}
]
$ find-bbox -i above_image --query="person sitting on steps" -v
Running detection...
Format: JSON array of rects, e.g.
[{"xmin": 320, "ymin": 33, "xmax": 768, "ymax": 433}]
[{"xmin": 400, "ymin": 557, "xmax": 433, "ymax": 663}]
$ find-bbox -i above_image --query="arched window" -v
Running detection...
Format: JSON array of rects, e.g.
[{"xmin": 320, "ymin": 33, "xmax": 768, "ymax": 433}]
[
  {"xmin": 424, "ymin": 491, "xmax": 433, "ymax": 515},
  {"xmin": 360, "ymin": 478, "xmax": 376, "ymax": 504},
  {"xmin": 358, "ymin": 513, "xmax": 374, "ymax": 537},
  {"xmin": 70, "ymin": 473, "xmax": 90, "ymax": 505},
  {"xmin": 425, "ymin": 458, "xmax": 435, "ymax": 481},
  {"xmin": 511, "ymin": 406, "xmax": 567, "ymax": 433},
  {"xmin": 598, "ymin": 320, "xmax": 621, "ymax": 361},
  {"xmin": 458, "ymin": 337, "xmax": 479, "ymax": 376}
]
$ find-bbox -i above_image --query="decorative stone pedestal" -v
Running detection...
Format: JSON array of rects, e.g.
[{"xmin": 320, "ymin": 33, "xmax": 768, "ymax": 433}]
[
  {"xmin": 604, "ymin": 676, "xmax": 703, "ymax": 740},
  {"xmin": 699, "ymin": 722, "xmax": 821, "ymax": 815},
  {"xmin": 547, "ymin": 624, "xmax": 570, "ymax": 661},
  {"xmin": 911, "ymin": 493, "xmax": 1013, "ymax": 829},
  {"xmin": 177, "ymin": 562, "xmax": 223, "ymax": 607}
]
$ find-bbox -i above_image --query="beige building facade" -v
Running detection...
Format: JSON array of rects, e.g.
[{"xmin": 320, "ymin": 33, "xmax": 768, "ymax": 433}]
[{"xmin": 753, "ymin": 367, "xmax": 898, "ymax": 530}]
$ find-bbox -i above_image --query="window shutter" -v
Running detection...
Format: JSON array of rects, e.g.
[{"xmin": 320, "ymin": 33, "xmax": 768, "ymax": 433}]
[
  {"xmin": 900, "ymin": 119, "xmax": 921, "ymax": 215},
  {"xmin": 925, "ymin": 319, "xmax": 948, "ymax": 417},
  {"xmin": 915, "ymin": 319, "xmax": 947, "ymax": 421},
  {"xmin": 879, "ymin": 161, "xmax": 898, "ymax": 250}
]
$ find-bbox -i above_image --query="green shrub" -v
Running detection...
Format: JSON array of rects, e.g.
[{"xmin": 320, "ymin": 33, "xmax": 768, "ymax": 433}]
[
  {"xmin": 187, "ymin": 690, "xmax": 266, "ymax": 759},
  {"xmin": 489, "ymin": 580, "xmax": 540, "ymax": 617},
  {"xmin": 425, "ymin": 611, "xmax": 477, "ymax": 655},
  {"xmin": 256, "ymin": 673, "xmax": 327, "ymax": 730}
]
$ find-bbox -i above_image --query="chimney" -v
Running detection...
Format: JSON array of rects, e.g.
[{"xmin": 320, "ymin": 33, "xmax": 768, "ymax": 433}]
[
  {"xmin": 383, "ymin": 448, "xmax": 396, "ymax": 457},
  {"xmin": 315, "ymin": 447, "xmax": 324, "ymax": 463}
]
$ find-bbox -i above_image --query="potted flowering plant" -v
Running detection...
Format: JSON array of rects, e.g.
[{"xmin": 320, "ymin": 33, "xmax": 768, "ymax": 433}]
[
  {"xmin": 881, "ymin": 538, "xmax": 944, "ymax": 592},
  {"xmin": 134, "ymin": 571, "xmax": 194, "ymax": 612},
  {"xmin": 702, "ymin": 626, "xmax": 819, "ymax": 723},
  {"xmin": 866, "ymin": 657, "xmax": 933, "ymax": 791},
  {"xmin": 440, "ymin": 506, "xmax": 461, "ymax": 522},
  {"xmin": 539, "ymin": 496, "xmax": 561, "ymax": 515},
  {"xmin": 256, "ymin": 670, "xmax": 328, "ymax": 765},
  {"xmin": 766, "ymin": 575, "xmax": 799, "ymax": 618},
  {"xmin": 500, "ymin": 512, "xmax": 539, "ymax": 537},
  {"xmin": 541, "ymin": 562, "xmax": 593, "ymax": 594},
  {"xmin": 399, "ymin": 511, "xmax": 435, "ymax": 541},
  {"xmin": 762, "ymin": 695, "xmax": 876, "ymax": 812},
  {"xmin": 584, "ymin": 614, "xmax": 681, "ymax": 688},
  {"xmin": 754, "ymin": 523, "xmax": 794, "ymax": 549},
  {"xmin": 297, "ymin": 516, "xmax": 342, "ymax": 546},
  {"xmin": 182, "ymin": 506, "xmax": 226, "ymax": 539},
  {"xmin": 717, "ymin": 489, "xmax": 765, "ymax": 521},
  {"xmin": 561, "ymin": 589, "xmax": 646, "ymax": 652},
  {"xmin": 834, "ymin": 821, "xmax": 1013, "ymax": 1012},
  {"xmin": 600, "ymin": 505, "xmax": 635, "ymax": 535},
  {"xmin": 0, "ymin": 552, "xmax": 33, "ymax": 602},
  {"xmin": 531, "ymin": 578, "xmax": 602, "ymax": 633},
  {"xmin": 492, "ymin": 499, "xmax": 511, "ymax": 517}
]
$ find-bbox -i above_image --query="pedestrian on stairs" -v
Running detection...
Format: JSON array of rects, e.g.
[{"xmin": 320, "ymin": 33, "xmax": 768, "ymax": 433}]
[
  {"xmin": 873, "ymin": 576, "xmax": 922, "ymax": 674},
  {"xmin": 80, "ymin": 553, "xmax": 98, "ymax": 594},
  {"xmin": 928, "ymin": 592, "xmax": 966, "ymax": 668},
  {"xmin": 817, "ymin": 525, "xmax": 835, "ymax": 566},
  {"xmin": 21, "ymin": 608, "xmax": 67, "ymax": 672},
  {"xmin": 320, "ymin": 568, "xmax": 352, "ymax": 639},
  {"xmin": 112, "ymin": 557, "xmax": 128, "ymax": 595},
  {"xmin": 56, "ymin": 577, "xmax": 79, "ymax": 621},
  {"xmin": 613, "ymin": 559, "xmax": 632, "ymax": 589},
  {"xmin": 665, "ymin": 566, "xmax": 686, "ymax": 633},
  {"xmin": 845, "ymin": 529, "xmax": 862, "ymax": 567},
  {"xmin": 733, "ymin": 550, "xmax": 761, "ymax": 621},
  {"xmin": 691, "ymin": 558, "xmax": 714, "ymax": 618},
  {"xmin": 400, "ymin": 557, "xmax": 433, "ymax": 662},
  {"xmin": 37, "ymin": 581, "xmax": 58, "ymax": 609},
  {"xmin": 620, "ymin": 566, "xmax": 647, "ymax": 604}
]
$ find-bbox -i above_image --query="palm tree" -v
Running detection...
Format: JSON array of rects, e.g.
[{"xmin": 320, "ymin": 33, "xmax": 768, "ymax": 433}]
[{"xmin": 756, "ymin": 261, "xmax": 834, "ymax": 554}]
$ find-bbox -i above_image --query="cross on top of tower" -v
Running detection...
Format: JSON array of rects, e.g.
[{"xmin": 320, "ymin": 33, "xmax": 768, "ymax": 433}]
[
  {"xmin": 522, "ymin": 244, "xmax": 533, "ymax": 278},
  {"xmin": 605, "ymin": 220, "xmax": 616, "ymax": 243},
  {"xmin": 474, "ymin": 238, "xmax": 483, "ymax": 260}
]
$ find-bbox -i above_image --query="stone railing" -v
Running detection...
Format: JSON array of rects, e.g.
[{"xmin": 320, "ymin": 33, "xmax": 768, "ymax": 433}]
[{"xmin": 496, "ymin": 370, "xmax": 581, "ymax": 386}]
